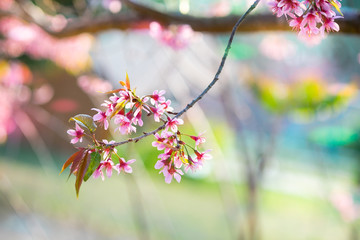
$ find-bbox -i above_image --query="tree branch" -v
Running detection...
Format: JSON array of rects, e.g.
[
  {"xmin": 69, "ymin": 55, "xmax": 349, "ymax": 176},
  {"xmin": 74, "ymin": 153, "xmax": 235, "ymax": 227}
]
[
  {"xmin": 1, "ymin": 1, "xmax": 359, "ymax": 38},
  {"xmin": 108, "ymin": 0, "xmax": 262, "ymax": 148}
]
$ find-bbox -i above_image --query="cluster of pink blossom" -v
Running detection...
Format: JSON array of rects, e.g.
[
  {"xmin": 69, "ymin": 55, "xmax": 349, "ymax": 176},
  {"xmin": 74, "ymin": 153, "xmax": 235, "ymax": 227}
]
[
  {"xmin": 149, "ymin": 22, "xmax": 194, "ymax": 50},
  {"xmin": 0, "ymin": 17, "xmax": 93, "ymax": 73},
  {"xmin": 66, "ymin": 75, "xmax": 211, "ymax": 185},
  {"xmin": 153, "ymin": 130, "xmax": 211, "ymax": 183},
  {"xmin": 268, "ymin": 0, "xmax": 343, "ymax": 42}
]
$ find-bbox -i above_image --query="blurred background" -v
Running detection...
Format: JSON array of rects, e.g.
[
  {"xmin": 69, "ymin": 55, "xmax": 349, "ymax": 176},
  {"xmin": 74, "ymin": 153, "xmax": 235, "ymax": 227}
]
[{"xmin": 1, "ymin": 0, "xmax": 360, "ymax": 239}]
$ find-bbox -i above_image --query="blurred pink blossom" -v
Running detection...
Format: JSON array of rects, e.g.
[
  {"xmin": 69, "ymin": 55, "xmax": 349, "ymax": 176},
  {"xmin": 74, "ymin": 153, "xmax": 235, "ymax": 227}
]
[
  {"xmin": 0, "ymin": 0, "xmax": 13, "ymax": 10},
  {"xmin": 149, "ymin": 22, "xmax": 194, "ymax": 50},
  {"xmin": 77, "ymin": 75, "xmax": 112, "ymax": 95},
  {"xmin": 208, "ymin": 0, "xmax": 231, "ymax": 17},
  {"xmin": 259, "ymin": 35, "xmax": 296, "ymax": 61},
  {"xmin": 331, "ymin": 190, "xmax": 360, "ymax": 222},
  {"xmin": 0, "ymin": 17, "xmax": 93, "ymax": 73}
]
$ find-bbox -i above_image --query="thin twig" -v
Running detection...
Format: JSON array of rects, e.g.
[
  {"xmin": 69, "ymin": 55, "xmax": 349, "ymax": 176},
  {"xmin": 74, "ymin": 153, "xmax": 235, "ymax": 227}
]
[{"xmin": 108, "ymin": 0, "xmax": 261, "ymax": 148}]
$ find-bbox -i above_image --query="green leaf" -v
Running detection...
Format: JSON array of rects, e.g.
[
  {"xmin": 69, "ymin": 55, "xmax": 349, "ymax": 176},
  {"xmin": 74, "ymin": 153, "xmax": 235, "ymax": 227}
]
[
  {"xmin": 75, "ymin": 151, "xmax": 91, "ymax": 198},
  {"xmin": 83, "ymin": 151, "xmax": 101, "ymax": 182},
  {"xmin": 69, "ymin": 114, "xmax": 97, "ymax": 133}
]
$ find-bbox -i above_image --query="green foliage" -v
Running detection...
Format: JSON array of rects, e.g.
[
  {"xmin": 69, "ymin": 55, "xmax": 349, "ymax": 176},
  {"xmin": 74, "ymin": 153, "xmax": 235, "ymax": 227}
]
[
  {"xmin": 69, "ymin": 114, "xmax": 97, "ymax": 133},
  {"xmin": 248, "ymin": 77, "xmax": 357, "ymax": 119},
  {"xmin": 84, "ymin": 152, "xmax": 101, "ymax": 182}
]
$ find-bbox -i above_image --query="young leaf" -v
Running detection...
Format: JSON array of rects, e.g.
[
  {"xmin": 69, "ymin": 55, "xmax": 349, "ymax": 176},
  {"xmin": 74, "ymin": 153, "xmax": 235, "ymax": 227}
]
[
  {"xmin": 110, "ymin": 100, "xmax": 125, "ymax": 118},
  {"xmin": 105, "ymin": 88, "xmax": 124, "ymax": 94},
  {"xmin": 125, "ymin": 72, "xmax": 131, "ymax": 90},
  {"xmin": 75, "ymin": 150, "xmax": 91, "ymax": 197},
  {"xmin": 60, "ymin": 148, "xmax": 85, "ymax": 174},
  {"xmin": 68, "ymin": 148, "xmax": 86, "ymax": 179},
  {"xmin": 69, "ymin": 114, "xmax": 97, "ymax": 133},
  {"xmin": 83, "ymin": 151, "xmax": 101, "ymax": 182},
  {"xmin": 329, "ymin": 0, "xmax": 343, "ymax": 16}
]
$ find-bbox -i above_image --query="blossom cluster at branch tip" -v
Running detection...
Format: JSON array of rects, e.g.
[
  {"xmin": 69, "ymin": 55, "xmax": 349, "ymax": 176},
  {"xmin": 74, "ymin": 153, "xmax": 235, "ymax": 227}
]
[
  {"xmin": 153, "ymin": 130, "xmax": 212, "ymax": 184},
  {"xmin": 65, "ymin": 74, "xmax": 211, "ymax": 186},
  {"xmin": 268, "ymin": 0, "xmax": 343, "ymax": 43}
]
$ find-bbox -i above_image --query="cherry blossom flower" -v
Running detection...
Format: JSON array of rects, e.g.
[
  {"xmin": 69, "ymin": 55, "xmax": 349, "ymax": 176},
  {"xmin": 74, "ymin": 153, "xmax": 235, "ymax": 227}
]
[
  {"xmin": 114, "ymin": 114, "xmax": 136, "ymax": 134},
  {"xmin": 150, "ymin": 90, "xmax": 166, "ymax": 105},
  {"xmin": 166, "ymin": 117, "xmax": 184, "ymax": 132},
  {"xmin": 102, "ymin": 139, "xmax": 117, "ymax": 156},
  {"xmin": 190, "ymin": 133, "xmax": 206, "ymax": 146},
  {"xmin": 93, "ymin": 159, "xmax": 116, "ymax": 181},
  {"xmin": 161, "ymin": 99, "xmax": 174, "ymax": 112},
  {"xmin": 150, "ymin": 105, "xmax": 166, "ymax": 122},
  {"xmin": 185, "ymin": 155, "xmax": 203, "ymax": 173},
  {"xmin": 92, "ymin": 108, "xmax": 109, "ymax": 130},
  {"xmin": 132, "ymin": 106, "xmax": 144, "ymax": 126},
  {"xmin": 67, "ymin": 123, "xmax": 85, "ymax": 144},
  {"xmin": 160, "ymin": 165, "xmax": 184, "ymax": 184},
  {"xmin": 115, "ymin": 158, "xmax": 136, "ymax": 173},
  {"xmin": 195, "ymin": 150, "xmax": 212, "ymax": 164},
  {"xmin": 320, "ymin": 17, "xmax": 340, "ymax": 35},
  {"xmin": 154, "ymin": 154, "xmax": 171, "ymax": 169}
]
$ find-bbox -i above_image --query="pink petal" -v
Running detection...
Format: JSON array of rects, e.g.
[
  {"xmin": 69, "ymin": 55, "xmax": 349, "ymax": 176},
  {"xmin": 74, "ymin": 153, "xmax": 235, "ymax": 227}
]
[
  {"xmin": 165, "ymin": 174, "xmax": 172, "ymax": 184},
  {"xmin": 124, "ymin": 165, "xmax": 132, "ymax": 173},
  {"xmin": 174, "ymin": 173, "xmax": 181, "ymax": 183},
  {"xmin": 127, "ymin": 159, "xmax": 136, "ymax": 164},
  {"xmin": 67, "ymin": 129, "xmax": 76, "ymax": 136}
]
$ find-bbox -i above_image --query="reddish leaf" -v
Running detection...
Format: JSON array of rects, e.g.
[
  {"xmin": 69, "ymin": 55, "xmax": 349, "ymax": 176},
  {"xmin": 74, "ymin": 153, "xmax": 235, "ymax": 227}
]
[
  {"xmin": 105, "ymin": 88, "xmax": 124, "ymax": 94},
  {"xmin": 60, "ymin": 148, "xmax": 85, "ymax": 174},
  {"xmin": 75, "ymin": 150, "xmax": 91, "ymax": 198},
  {"xmin": 68, "ymin": 148, "xmax": 86, "ymax": 179}
]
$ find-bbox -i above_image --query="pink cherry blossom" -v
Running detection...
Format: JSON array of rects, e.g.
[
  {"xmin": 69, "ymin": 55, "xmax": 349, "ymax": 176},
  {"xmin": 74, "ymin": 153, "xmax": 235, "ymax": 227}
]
[
  {"xmin": 102, "ymin": 139, "xmax": 117, "ymax": 156},
  {"xmin": 190, "ymin": 133, "xmax": 206, "ymax": 146},
  {"xmin": 114, "ymin": 114, "xmax": 136, "ymax": 134},
  {"xmin": 154, "ymin": 154, "xmax": 171, "ymax": 169},
  {"xmin": 92, "ymin": 108, "xmax": 109, "ymax": 130},
  {"xmin": 289, "ymin": 16, "xmax": 303, "ymax": 31},
  {"xmin": 150, "ymin": 90, "xmax": 166, "ymax": 105},
  {"xmin": 115, "ymin": 158, "xmax": 136, "ymax": 173},
  {"xmin": 185, "ymin": 155, "xmax": 203, "ymax": 173},
  {"xmin": 195, "ymin": 150, "xmax": 212, "ymax": 164},
  {"xmin": 93, "ymin": 159, "xmax": 116, "ymax": 181},
  {"xmin": 160, "ymin": 165, "xmax": 183, "ymax": 184},
  {"xmin": 166, "ymin": 117, "xmax": 184, "ymax": 132},
  {"xmin": 67, "ymin": 123, "xmax": 85, "ymax": 144},
  {"xmin": 321, "ymin": 17, "xmax": 340, "ymax": 35},
  {"xmin": 101, "ymin": 100, "xmax": 115, "ymax": 116},
  {"xmin": 268, "ymin": 0, "xmax": 343, "ymax": 43},
  {"xmin": 173, "ymin": 153, "xmax": 184, "ymax": 168},
  {"xmin": 150, "ymin": 105, "xmax": 166, "ymax": 122},
  {"xmin": 160, "ymin": 99, "xmax": 174, "ymax": 112}
]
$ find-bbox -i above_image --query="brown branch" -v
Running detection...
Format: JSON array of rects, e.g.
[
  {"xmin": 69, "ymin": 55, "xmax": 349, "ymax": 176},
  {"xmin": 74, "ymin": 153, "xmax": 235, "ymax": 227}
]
[
  {"xmin": 41, "ymin": 10, "xmax": 360, "ymax": 38},
  {"xmin": 108, "ymin": 0, "xmax": 262, "ymax": 148},
  {"xmin": 1, "ymin": 1, "xmax": 360, "ymax": 37}
]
